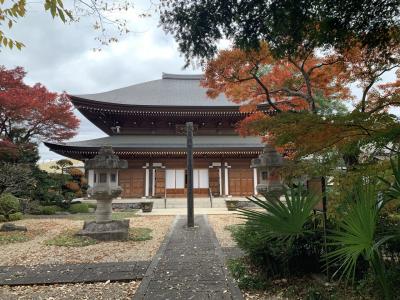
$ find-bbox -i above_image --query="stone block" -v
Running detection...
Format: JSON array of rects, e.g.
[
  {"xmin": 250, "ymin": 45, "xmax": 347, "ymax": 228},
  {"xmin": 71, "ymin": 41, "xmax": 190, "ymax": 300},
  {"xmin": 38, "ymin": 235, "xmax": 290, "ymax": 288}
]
[
  {"xmin": 77, "ymin": 219, "xmax": 129, "ymax": 241},
  {"xmin": 0, "ymin": 223, "xmax": 27, "ymax": 232}
]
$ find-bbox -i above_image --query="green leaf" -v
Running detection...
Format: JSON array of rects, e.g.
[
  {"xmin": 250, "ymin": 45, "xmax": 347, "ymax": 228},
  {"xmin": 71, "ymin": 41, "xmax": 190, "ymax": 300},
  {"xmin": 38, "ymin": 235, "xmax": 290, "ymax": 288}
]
[
  {"xmin": 325, "ymin": 181, "xmax": 394, "ymax": 299},
  {"xmin": 238, "ymin": 185, "xmax": 319, "ymax": 245},
  {"xmin": 57, "ymin": 8, "xmax": 65, "ymax": 22}
]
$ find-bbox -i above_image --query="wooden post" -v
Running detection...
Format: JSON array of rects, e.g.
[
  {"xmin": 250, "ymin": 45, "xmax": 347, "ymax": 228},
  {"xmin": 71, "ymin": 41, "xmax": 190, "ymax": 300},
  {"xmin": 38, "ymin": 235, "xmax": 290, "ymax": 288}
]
[
  {"xmin": 148, "ymin": 165, "xmax": 153, "ymax": 198},
  {"xmin": 186, "ymin": 122, "xmax": 194, "ymax": 227}
]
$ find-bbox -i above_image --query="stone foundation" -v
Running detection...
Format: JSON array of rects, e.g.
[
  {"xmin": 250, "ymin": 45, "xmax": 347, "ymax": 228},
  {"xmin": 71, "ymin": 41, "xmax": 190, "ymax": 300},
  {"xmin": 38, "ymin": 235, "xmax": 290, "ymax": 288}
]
[{"xmin": 77, "ymin": 219, "xmax": 129, "ymax": 241}]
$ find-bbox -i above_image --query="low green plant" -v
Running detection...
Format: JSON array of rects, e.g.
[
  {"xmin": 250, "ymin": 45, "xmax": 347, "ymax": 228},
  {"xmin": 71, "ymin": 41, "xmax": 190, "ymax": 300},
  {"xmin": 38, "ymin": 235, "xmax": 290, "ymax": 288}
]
[
  {"xmin": 129, "ymin": 227, "xmax": 152, "ymax": 241},
  {"xmin": 68, "ymin": 203, "xmax": 89, "ymax": 214},
  {"xmin": 0, "ymin": 193, "xmax": 20, "ymax": 219},
  {"xmin": 236, "ymin": 186, "xmax": 321, "ymax": 276},
  {"xmin": 0, "ymin": 215, "xmax": 6, "ymax": 222},
  {"xmin": 227, "ymin": 258, "xmax": 269, "ymax": 290},
  {"xmin": 239, "ymin": 186, "xmax": 319, "ymax": 244},
  {"xmin": 66, "ymin": 211, "xmax": 138, "ymax": 221},
  {"xmin": 0, "ymin": 232, "xmax": 30, "ymax": 244},
  {"xmin": 38, "ymin": 205, "xmax": 58, "ymax": 215},
  {"xmin": 326, "ymin": 181, "xmax": 394, "ymax": 300},
  {"xmin": 380, "ymin": 155, "xmax": 400, "ymax": 201},
  {"xmin": 231, "ymin": 219, "xmax": 323, "ymax": 277},
  {"xmin": 45, "ymin": 231, "xmax": 97, "ymax": 247},
  {"xmin": 8, "ymin": 212, "xmax": 23, "ymax": 221}
]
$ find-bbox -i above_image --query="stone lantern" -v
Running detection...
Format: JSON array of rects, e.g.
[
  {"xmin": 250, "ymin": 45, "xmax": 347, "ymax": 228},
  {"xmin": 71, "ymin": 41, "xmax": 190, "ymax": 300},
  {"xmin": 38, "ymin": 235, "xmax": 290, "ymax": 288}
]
[
  {"xmin": 251, "ymin": 144, "xmax": 283, "ymax": 196},
  {"xmin": 77, "ymin": 146, "xmax": 129, "ymax": 241}
]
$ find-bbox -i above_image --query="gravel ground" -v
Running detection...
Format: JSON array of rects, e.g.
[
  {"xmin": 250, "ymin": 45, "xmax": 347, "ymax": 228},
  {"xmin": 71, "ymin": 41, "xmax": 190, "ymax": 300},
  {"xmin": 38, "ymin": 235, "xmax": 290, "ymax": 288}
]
[
  {"xmin": 0, "ymin": 215, "xmax": 174, "ymax": 266},
  {"xmin": 0, "ymin": 280, "xmax": 140, "ymax": 300},
  {"xmin": 208, "ymin": 214, "xmax": 244, "ymax": 247}
]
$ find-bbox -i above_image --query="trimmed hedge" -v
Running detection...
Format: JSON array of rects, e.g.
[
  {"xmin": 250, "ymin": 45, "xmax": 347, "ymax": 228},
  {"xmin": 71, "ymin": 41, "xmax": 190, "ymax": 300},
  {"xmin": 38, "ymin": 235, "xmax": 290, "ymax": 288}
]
[
  {"xmin": 38, "ymin": 205, "xmax": 58, "ymax": 215},
  {"xmin": 68, "ymin": 203, "xmax": 89, "ymax": 214},
  {"xmin": 0, "ymin": 193, "xmax": 20, "ymax": 219},
  {"xmin": 8, "ymin": 212, "xmax": 23, "ymax": 221}
]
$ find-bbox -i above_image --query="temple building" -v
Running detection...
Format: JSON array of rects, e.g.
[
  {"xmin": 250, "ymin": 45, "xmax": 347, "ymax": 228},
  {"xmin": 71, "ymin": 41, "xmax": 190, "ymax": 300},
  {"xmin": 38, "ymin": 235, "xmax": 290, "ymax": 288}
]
[{"xmin": 45, "ymin": 73, "xmax": 270, "ymax": 198}]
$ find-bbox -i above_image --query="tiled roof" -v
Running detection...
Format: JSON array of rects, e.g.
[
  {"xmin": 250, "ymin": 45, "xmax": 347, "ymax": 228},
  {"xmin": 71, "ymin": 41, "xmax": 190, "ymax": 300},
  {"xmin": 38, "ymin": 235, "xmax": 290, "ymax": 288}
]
[
  {"xmin": 45, "ymin": 135, "xmax": 264, "ymax": 150},
  {"xmin": 73, "ymin": 73, "xmax": 238, "ymax": 107}
]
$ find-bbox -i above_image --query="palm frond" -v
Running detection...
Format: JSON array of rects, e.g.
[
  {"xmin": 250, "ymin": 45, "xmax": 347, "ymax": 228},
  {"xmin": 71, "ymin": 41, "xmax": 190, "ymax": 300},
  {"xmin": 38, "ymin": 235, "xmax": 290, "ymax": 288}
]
[
  {"xmin": 238, "ymin": 185, "xmax": 319, "ymax": 245},
  {"xmin": 325, "ymin": 181, "xmax": 394, "ymax": 298}
]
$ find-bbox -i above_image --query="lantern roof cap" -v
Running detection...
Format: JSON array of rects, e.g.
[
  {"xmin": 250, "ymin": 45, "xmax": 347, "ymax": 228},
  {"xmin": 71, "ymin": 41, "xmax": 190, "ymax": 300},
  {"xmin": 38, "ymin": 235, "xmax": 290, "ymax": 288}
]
[{"xmin": 85, "ymin": 146, "xmax": 128, "ymax": 170}]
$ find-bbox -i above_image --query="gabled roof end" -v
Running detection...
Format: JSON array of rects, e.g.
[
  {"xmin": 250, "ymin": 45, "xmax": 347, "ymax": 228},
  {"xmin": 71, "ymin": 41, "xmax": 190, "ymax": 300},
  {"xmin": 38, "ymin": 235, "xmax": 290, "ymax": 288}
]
[{"xmin": 161, "ymin": 73, "xmax": 204, "ymax": 80}]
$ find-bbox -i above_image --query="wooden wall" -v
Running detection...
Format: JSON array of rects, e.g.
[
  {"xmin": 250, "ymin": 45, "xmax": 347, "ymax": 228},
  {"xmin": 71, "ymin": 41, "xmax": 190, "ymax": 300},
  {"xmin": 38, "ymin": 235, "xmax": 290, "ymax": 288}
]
[{"xmin": 118, "ymin": 158, "xmax": 254, "ymax": 198}]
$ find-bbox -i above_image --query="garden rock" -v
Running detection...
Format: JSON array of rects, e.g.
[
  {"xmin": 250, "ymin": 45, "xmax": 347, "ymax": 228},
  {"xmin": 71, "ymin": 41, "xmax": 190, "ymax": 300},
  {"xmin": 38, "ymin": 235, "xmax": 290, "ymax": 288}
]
[
  {"xmin": 0, "ymin": 223, "xmax": 27, "ymax": 232},
  {"xmin": 77, "ymin": 219, "xmax": 129, "ymax": 241}
]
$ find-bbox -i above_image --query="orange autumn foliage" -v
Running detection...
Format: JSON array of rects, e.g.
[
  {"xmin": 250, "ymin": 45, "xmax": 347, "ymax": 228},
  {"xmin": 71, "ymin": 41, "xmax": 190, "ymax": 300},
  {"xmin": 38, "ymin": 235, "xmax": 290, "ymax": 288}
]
[
  {"xmin": 203, "ymin": 42, "xmax": 351, "ymax": 114},
  {"xmin": 203, "ymin": 42, "xmax": 400, "ymax": 159}
]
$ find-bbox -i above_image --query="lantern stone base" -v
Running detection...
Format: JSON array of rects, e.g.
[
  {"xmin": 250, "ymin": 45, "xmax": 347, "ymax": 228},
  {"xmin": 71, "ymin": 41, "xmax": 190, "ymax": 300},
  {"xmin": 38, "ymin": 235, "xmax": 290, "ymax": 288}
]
[{"xmin": 77, "ymin": 219, "xmax": 129, "ymax": 241}]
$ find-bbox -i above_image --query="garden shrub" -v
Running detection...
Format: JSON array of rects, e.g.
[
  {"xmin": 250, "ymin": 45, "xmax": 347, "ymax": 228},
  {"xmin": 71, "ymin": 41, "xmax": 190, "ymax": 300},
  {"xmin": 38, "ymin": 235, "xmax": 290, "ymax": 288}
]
[
  {"xmin": 231, "ymin": 221, "xmax": 324, "ymax": 277},
  {"xmin": 26, "ymin": 201, "xmax": 41, "ymax": 214},
  {"xmin": 88, "ymin": 203, "xmax": 97, "ymax": 209},
  {"xmin": 378, "ymin": 214, "xmax": 400, "ymax": 262},
  {"xmin": 0, "ymin": 163, "xmax": 36, "ymax": 198},
  {"xmin": 0, "ymin": 193, "xmax": 20, "ymax": 219},
  {"xmin": 227, "ymin": 258, "xmax": 269, "ymax": 290},
  {"xmin": 38, "ymin": 205, "xmax": 58, "ymax": 215},
  {"xmin": 29, "ymin": 204, "xmax": 60, "ymax": 215},
  {"xmin": 8, "ymin": 212, "xmax": 23, "ymax": 221},
  {"xmin": 0, "ymin": 215, "xmax": 6, "ymax": 222},
  {"xmin": 68, "ymin": 203, "xmax": 89, "ymax": 214}
]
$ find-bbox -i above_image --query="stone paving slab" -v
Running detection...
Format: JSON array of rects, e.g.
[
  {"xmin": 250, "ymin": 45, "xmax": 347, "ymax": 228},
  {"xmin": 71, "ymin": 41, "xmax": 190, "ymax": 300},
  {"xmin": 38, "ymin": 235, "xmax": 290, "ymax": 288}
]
[
  {"xmin": 133, "ymin": 215, "xmax": 243, "ymax": 300},
  {"xmin": 0, "ymin": 261, "xmax": 149, "ymax": 286}
]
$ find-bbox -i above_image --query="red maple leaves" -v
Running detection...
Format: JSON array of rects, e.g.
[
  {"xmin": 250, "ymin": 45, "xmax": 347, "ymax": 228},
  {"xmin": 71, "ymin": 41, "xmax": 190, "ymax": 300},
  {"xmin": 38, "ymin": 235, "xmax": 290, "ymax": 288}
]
[{"xmin": 0, "ymin": 66, "xmax": 79, "ymax": 144}]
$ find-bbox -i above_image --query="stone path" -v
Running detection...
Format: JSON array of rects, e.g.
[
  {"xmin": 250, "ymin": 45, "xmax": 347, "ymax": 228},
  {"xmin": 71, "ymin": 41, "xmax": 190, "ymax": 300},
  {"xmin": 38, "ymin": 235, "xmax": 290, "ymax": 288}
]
[
  {"xmin": 0, "ymin": 261, "xmax": 149, "ymax": 286},
  {"xmin": 134, "ymin": 215, "xmax": 243, "ymax": 300}
]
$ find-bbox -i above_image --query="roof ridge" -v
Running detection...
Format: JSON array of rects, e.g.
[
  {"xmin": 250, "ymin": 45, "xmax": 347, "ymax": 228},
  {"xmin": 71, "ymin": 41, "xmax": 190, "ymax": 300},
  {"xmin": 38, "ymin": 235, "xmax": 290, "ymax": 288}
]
[{"xmin": 162, "ymin": 73, "xmax": 204, "ymax": 80}]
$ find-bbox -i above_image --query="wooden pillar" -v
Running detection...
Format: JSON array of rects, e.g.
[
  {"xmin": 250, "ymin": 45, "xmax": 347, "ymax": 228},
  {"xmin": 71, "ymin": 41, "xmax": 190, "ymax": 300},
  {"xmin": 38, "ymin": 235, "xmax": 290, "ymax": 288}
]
[
  {"xmin": 221, "ymin": 162, "xmax": 226, "ymax": 196},
  {"xmin": 148, "ymin": 165, "xmax": 154, "ymax": 198},
  {"xmin": 224, "ymin": 163, "xmax": 229, "ymax": 196},
  {"xmin": 253, "ymin": 168, "xmax": 258, "ymax": 195},
  {"xmin": 144, "ymin": 167, "xmax": 149, "ymax": 197}
]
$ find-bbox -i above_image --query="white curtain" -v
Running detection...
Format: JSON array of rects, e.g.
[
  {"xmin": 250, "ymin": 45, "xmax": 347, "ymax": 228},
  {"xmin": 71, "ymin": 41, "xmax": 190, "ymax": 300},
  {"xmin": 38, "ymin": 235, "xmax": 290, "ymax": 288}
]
[
  {"xmin": 165, "ymin": 169, "xmax": 175, "ymax": 188},
  {"xmin": 193, "ymin": 169, "xmax": 209, "ymax": 188},
  {"xmin": 166, "ymin": 169, "xmax": 185, "ymax": 189}
]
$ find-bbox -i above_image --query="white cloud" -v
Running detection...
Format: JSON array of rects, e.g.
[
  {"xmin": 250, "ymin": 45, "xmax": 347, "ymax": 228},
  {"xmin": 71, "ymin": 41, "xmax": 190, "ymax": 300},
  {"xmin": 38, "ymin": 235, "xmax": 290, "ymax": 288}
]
[{"xmin": 1, "ymin": 2, "xmax": 201, "ymax": 162}]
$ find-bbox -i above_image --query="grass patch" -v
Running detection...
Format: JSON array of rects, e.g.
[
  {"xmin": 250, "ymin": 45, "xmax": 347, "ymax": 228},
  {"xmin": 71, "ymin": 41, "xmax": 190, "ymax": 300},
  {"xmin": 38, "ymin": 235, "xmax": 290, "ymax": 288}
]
[
  {"xmin": 0, "ymin": 231, "xmax": 30, "ymax": 245},
  {"xmin": 45, "ymin": 230, "xmax": 98, "ymax": 247},
  {"xmin": 66, "ymin": 211, "xmax": 138, "ymax": 221},
  {"xmin": 44, "ymin": 226, "xmax": 151, "ymax": 247},
  {"xmin": 129, "ymin": 227, "xmax": 152, "ymax": 241},
  {"xmin": 68, "ymin": 203, "xmax": 89, "ymax": 214},
  {"xmin": 0, "ymin": 229, "xmax": 44, "ymax": 245}
]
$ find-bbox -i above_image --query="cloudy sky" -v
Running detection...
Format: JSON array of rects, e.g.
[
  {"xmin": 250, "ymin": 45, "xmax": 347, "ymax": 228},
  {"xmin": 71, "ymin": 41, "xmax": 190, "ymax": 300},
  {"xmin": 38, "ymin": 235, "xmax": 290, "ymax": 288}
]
[{"xmin": 2, "ymin": 0, "xmax": 202, "ymax": 162}]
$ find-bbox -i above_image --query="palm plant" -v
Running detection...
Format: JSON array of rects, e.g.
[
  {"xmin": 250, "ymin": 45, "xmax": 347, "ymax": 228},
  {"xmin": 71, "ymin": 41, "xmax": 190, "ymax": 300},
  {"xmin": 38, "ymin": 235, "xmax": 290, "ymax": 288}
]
[
  {"xmin": 326, "ymin": 181, "xmax": 394, "ymax": 299},
  {"xmin": 239, "ymin": 185, "xmax": 319, "ymax": 245}
]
